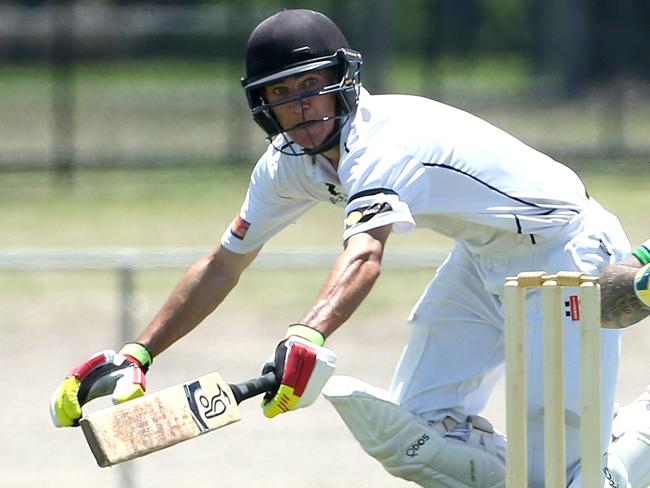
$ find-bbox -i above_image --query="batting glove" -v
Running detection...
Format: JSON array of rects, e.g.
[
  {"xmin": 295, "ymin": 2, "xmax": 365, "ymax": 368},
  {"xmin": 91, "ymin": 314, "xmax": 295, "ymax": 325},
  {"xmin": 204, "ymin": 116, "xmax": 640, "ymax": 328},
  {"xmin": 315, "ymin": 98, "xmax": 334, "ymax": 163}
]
[
  {"xmin": 49, "ymin": 342, "xmax": 152, "ymax": 427},
  {"xmin": 261, "ymin": 324, "xmax": 337, "ymax": 418}
]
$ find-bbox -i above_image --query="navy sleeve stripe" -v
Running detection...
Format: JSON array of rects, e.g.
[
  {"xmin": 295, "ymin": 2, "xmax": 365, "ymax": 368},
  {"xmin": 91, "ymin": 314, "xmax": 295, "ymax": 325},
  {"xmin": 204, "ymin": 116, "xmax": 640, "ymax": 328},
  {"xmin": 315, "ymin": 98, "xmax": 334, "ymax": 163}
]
[
  {"xmin": 347, "ymin": 187, "xmax": 398, "ymax": 204},
  {"xmin": 421, "ymin": 162, "xmax": 579, "ymax": 214}
]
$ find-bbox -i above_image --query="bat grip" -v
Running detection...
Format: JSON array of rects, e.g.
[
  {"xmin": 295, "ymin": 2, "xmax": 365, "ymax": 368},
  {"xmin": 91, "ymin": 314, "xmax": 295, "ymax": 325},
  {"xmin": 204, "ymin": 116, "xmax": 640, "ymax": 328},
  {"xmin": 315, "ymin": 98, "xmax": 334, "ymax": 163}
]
[{"xmin": 229, "ymin": 372, "xmax": 278, "ymax": 404}]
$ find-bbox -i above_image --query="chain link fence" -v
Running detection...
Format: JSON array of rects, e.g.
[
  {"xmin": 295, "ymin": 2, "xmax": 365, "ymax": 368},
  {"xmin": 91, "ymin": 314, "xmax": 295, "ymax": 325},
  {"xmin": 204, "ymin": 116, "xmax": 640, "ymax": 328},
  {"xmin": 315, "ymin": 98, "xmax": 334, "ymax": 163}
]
[{"xmin": 1, "ymin": 2, "xmax": 649, "ymax": 173}]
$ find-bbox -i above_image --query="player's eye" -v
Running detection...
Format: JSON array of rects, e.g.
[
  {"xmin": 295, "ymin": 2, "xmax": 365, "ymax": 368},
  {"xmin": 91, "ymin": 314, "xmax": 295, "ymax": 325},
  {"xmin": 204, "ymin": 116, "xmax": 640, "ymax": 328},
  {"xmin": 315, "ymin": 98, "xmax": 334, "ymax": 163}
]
[
  {"xmin": 303, "ymin": 77, "xmax": 318, "ymax": 89},
  {"xmin": 271, "ymin": 86, "xmax": 288, "ymax": 97}
]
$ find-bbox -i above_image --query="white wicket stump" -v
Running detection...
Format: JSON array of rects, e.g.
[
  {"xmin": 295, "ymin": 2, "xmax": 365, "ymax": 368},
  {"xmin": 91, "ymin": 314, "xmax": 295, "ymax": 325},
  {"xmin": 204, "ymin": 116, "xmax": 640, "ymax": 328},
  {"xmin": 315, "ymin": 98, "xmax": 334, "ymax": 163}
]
[{"xmin": 504, "ymin": 271, "xmax": 603, "ymax": 487}]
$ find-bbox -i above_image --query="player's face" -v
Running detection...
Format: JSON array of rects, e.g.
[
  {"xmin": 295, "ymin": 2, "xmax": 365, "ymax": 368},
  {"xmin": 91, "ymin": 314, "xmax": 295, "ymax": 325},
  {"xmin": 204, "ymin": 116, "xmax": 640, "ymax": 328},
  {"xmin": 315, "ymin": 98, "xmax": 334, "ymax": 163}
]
[{"xmin": 262, "ymin": 69, "xmax": 337, "ymax": 150}]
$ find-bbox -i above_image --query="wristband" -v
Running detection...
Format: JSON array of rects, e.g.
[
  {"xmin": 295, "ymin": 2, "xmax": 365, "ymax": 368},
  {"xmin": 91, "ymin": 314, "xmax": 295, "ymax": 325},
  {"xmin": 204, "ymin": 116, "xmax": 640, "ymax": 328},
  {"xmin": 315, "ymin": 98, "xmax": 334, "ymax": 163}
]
[
  {"xmin": 286, "ymin": 324, "xmax": 326, "ymax": 346},
  {"xmin": 632, "ymin": 240, "xmax": 650, "ymax": 265},
  {"xmin": 119, "ymin": 342, "xmax": 153, "ymax": 372}
]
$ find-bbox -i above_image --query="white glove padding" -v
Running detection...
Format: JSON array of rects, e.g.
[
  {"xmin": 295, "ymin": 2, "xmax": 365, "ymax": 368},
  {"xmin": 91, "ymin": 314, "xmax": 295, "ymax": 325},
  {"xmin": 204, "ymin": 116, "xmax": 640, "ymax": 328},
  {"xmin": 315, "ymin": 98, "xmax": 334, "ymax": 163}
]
[
  {"xmin": 77, "ymin": 351, "xmax": 146, "ymax": 405},
  {"xmin": 262, "ymin": 336, "xmax": 337, "ymax": 418},
  {"xmin": 50, "ymin": 345, "xmax": 150, "ymax": 427}
]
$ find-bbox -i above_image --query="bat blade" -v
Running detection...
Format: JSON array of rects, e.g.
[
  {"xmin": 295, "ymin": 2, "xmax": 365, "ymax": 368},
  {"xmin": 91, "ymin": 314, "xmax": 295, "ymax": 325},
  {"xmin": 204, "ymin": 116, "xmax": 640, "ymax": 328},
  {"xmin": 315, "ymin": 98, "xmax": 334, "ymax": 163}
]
[{"xmin": 80, "ymin": 372, "xmax": 241, "ymax": 467}]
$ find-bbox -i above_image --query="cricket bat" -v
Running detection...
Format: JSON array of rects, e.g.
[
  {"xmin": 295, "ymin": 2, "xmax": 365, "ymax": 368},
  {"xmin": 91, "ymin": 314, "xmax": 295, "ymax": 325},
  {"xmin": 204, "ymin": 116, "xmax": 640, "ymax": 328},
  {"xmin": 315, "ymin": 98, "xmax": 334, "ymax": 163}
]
[{"xmin": 79, "ymin": 371, "xmax": 277, "ymax": 467}]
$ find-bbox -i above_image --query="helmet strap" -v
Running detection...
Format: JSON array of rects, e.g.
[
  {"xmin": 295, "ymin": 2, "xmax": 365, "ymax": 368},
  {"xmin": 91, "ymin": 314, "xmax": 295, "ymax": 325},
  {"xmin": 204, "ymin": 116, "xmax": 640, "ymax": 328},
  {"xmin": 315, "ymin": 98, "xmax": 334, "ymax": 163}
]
[{"xmin": 303, "ymin": 118, "xmax": 343, "ymax": 156}]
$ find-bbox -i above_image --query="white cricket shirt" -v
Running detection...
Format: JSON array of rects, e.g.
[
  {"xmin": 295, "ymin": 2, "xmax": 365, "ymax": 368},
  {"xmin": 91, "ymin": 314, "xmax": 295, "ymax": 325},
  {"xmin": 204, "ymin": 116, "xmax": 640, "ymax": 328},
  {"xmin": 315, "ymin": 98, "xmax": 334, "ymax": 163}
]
[{"xmin": 221, "ymin": 88, "xmax": 591, "ymax": 255}]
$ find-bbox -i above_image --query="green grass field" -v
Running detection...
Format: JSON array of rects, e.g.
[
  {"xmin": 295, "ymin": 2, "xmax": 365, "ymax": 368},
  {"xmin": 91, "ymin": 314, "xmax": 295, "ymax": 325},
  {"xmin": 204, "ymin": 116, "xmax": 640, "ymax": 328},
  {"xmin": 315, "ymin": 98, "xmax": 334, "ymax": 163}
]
[
  {"xmin": 2, "ymin": 158, "xmax": 648, "ymax": 313},
  {"xmin": 0, "ymin": 30, "xmax": 647, "ymax": 486},
  {"xmin": 2, "ymin": 161, "xmax": 649, "ymax": 488},
  {"xmin": 2, "ymin": 158, "xmax": 649, "ymax": 248}
]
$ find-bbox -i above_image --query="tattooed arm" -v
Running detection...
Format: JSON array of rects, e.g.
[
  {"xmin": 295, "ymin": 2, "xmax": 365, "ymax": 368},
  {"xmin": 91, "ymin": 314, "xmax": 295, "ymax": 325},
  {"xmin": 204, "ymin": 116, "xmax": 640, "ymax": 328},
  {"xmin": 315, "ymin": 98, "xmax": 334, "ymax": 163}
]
[{"xmin": 600, "ymin": 256, "xmax": 650, "ymax": 329}]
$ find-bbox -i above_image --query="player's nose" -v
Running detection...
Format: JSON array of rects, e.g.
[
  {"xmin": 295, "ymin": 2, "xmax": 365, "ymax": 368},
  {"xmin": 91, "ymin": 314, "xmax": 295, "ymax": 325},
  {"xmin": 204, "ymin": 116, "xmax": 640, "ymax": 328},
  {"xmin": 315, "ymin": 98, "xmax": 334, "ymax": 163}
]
[{"xmin": 290, "ymin": 94, "xmax": 311, "ymax": 115}]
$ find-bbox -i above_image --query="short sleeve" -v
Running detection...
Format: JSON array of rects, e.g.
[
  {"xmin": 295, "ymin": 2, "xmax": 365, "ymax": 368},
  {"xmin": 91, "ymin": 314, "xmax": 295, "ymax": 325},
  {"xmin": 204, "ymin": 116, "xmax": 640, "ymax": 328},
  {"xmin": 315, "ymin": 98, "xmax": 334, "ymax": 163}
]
[
  {"xmin": 220, "ymin": 156, "xmax": 318, "ymax": 254},
  {"xmin": 338, "ymin": 143, "xmax": 416, "ymax": 242},
  {"xmin": 342, "ymin": 189, "xmax": 415, "ymax": 241}
]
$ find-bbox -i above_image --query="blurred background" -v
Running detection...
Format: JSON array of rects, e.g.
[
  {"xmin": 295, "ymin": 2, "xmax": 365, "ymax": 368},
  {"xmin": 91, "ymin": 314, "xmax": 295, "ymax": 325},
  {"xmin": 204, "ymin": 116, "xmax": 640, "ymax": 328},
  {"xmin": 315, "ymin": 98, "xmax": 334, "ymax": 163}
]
[
  {"xmin": 1, "ymin": 1, "xmax": 649, "ymax": 487},
  {"xmin": 0, "ymin": 0, "xmax": 648, "ymax": 170}
]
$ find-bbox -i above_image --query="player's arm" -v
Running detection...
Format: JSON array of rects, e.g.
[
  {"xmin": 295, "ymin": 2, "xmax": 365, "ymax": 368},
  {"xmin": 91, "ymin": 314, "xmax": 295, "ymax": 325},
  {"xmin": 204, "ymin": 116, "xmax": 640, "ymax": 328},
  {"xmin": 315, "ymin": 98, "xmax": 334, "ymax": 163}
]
[
  {"xmin": 299, "ymin": 223, "xmax": 392, "ymax": 337},
  {"xmin": 261, "ymin": 224, "xmax": 392, "ymax": 418},
  {"xmin": 600, "ymin": 252, "xmax": 650, "ymax": 329},
  {"xmin": 136, "ymin": 244, "xmax": 261, "ymax": 356},
  {"xmin": 50, "ymin": 243, "xmax": 260, "ymax": 427}
]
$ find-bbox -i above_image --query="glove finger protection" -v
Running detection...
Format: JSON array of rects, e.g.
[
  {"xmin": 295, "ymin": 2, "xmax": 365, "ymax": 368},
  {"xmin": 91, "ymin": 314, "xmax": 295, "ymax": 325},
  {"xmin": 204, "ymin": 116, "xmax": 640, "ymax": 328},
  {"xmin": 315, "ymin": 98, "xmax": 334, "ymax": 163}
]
[
  {"xmin": 262, "ymin": 324, "xmax": 337, "ymax": 418},
  {"xmin": 50, "ymin": 342, "xmax": 152, "ymax": 427}
]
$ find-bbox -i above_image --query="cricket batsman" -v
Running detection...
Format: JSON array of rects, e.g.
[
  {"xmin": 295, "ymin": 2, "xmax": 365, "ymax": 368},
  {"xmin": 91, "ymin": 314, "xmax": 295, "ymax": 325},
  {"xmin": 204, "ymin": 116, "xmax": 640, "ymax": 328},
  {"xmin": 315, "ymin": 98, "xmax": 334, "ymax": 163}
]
[{"xmin": 51, "ymin": 8, "xmax": 650, "ymax": 487}]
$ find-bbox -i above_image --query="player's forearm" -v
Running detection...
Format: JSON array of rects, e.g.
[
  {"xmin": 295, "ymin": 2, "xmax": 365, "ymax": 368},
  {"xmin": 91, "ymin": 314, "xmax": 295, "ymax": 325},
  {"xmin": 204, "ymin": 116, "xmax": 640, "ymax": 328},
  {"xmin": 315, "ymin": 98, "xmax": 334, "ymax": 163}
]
[
  {"xmin": 300, "ymin": 228, "xmax": 390, "ymax": 337},
  {"xmin": 600, "ymin": 256, "xmax": 650, "ymax": 329},
  {"xmin": 300, "ymin": 249, "xmax": 382, "ymax": 337},
  {"xmin": 137, "ymin": 259, "xmax": 232, "ymax": 355},
  {"xmin": 137, "ymin": 246, "xmax": 258, "ymax": 356}
]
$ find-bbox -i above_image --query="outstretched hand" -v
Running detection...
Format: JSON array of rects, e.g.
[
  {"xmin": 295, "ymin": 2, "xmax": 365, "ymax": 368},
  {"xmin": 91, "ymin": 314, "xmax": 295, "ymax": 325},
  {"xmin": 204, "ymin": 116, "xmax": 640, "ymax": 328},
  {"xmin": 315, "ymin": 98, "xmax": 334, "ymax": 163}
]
[
  {"xmin": 261, "ymin": 325, "xmax": 336, "ymax": 418},
  {"xmin": 50, "ymin": 343, "xmax": 152, "ymax": 427}
]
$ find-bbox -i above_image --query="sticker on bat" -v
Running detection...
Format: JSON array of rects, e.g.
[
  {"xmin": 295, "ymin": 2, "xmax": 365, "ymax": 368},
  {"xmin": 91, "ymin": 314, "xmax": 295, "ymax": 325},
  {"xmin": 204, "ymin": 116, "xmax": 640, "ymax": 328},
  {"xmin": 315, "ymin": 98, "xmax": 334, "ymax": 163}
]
[{"xmin": 184, "ymin": 379, "xmax": 232, "ymax": 432}]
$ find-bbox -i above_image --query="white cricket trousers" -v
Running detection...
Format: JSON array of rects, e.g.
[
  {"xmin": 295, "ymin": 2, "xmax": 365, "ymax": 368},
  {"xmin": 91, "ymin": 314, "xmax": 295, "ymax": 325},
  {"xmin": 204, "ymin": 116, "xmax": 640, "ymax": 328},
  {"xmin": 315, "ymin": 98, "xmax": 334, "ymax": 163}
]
[{"xmin": 389, "ymin": 199, "xmax": 631, "ymax": 486}]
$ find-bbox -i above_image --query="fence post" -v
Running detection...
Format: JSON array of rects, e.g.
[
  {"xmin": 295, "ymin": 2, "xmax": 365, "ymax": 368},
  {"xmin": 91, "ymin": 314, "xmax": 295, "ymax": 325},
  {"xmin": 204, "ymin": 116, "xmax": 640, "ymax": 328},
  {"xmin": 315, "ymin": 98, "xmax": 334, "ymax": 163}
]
[
  {"xmin": 601, "ymin": 80, "xmax": 625, "ymax": 158},
  {"xmin": 362, "ymin": 0, "xmax": 391, "ymax": 94},
  {"xmin": 116, "ymin": 266, "xmax": 137, "ymax": 488},
  {"xmin": 51, "ymin": 1, "xmax": 76, "ymax": 179}
]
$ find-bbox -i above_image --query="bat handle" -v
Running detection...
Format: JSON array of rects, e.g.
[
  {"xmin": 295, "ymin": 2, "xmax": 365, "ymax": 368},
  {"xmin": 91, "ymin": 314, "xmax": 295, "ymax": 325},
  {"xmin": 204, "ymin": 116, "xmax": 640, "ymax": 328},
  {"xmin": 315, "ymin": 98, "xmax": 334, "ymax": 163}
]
[{"xmin": 229, "ymin": 372, "xmax": 278, "ymax": 404}]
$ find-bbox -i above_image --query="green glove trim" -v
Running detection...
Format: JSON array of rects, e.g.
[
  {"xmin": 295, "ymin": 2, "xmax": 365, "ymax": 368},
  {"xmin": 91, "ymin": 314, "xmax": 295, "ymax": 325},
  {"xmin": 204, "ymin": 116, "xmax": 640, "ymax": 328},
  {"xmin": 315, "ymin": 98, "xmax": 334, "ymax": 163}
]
[
  {"xmin": 286, "ymin": 324, "xmax": 326, "ymax": 346},
  {"xmin": 119, "ymin": 342, "xmax": 153, "ymax": 371},
  {"xmin": 633, "ymin": 241, "xmax": 650, "ymax": 265}
]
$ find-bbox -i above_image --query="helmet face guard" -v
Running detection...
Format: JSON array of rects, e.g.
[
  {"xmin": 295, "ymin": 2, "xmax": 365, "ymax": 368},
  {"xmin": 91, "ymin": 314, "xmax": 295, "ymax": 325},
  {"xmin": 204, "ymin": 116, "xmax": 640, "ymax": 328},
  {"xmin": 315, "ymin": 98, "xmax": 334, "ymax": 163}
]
[{"xmin": 242, "ymin": 48, "xmax": 362, "ymax": 156}]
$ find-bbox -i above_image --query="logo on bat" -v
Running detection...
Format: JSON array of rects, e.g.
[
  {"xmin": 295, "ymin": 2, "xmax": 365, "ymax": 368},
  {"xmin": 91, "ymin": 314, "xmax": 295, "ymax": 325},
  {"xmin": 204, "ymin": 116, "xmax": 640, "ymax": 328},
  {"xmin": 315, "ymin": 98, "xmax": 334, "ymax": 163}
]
[{"xmin": 184, "ymin": 380, "xmax": 232, "ymax": 432}]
